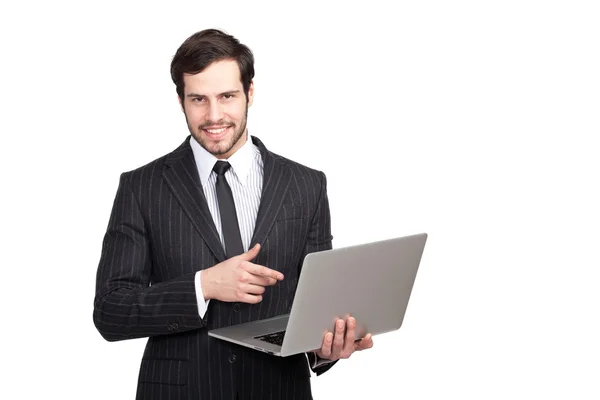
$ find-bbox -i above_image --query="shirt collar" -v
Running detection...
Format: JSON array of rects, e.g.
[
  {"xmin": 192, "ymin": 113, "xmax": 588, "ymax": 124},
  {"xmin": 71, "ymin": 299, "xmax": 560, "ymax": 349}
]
[{"xmin": 189, "ymin": 133, "xmax": 256, "ymax": 187}]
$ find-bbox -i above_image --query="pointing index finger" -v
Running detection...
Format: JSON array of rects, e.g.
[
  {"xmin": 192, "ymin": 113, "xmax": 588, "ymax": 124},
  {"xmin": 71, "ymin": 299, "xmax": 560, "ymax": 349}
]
[{"xmin": 245, "ymin": 263, "xmax": 284, "ymax": 281}]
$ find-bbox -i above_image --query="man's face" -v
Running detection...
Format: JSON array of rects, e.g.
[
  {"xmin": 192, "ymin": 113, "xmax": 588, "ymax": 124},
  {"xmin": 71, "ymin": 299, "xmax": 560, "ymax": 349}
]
[{"xmin": 180, "ymin": 60, "xmax": 254, "ymax": 159}]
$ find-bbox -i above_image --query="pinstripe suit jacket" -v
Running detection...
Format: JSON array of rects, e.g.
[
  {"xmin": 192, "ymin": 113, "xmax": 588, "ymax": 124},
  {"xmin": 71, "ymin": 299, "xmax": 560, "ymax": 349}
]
[{"xmin": 93, "ymin": 136, "xmax": 336, "ymax": 399}]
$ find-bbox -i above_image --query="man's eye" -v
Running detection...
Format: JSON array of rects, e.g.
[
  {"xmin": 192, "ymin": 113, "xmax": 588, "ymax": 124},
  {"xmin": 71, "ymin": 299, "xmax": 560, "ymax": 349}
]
[
  {"xmin": 223, "ymin": 94, "xmax": 234, "ymax": 99},
  {"xmin": 192, "ymin": 97, "xmax": 205, "ymax": 102}
]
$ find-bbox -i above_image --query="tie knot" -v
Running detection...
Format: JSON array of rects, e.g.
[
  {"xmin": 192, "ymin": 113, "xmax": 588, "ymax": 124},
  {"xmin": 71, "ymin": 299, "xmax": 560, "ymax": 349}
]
[{"xmin": 213, "ymin": 161, "xmax": 231, "ymax": 176}]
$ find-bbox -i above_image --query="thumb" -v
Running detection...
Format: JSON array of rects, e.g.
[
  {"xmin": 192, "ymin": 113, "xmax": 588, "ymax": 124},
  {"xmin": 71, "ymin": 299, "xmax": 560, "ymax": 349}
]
[{"xmin": 240, "ymin": 243, "xmax": 261, "ymax": 261}]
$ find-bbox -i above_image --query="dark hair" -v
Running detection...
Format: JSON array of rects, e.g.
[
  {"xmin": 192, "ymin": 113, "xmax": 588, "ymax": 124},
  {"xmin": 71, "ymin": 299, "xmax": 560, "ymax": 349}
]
[{"xmin": 170, "ymin": 29, "xmax": 255, "ymax": 101}]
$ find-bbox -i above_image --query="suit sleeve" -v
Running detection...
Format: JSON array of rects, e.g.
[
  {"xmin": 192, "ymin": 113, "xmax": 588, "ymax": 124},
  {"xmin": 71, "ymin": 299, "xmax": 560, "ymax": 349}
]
[
  {"xmin": 93, "ymin": 173, "xmax": 206, "ymax": 342},
  {"xmin": 302, "ymin": 171, "xmax": 338, "ymax": 376}
]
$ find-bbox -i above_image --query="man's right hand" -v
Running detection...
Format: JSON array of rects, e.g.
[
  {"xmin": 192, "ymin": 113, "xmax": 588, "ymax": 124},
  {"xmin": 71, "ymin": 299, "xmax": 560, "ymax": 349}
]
[{"xmin": 200, "ymin": 243, "xmax": 284, "ymax": 304}]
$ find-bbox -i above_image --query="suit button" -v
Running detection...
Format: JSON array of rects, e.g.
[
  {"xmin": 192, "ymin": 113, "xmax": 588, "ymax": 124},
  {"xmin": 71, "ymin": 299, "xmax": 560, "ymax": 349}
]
[
  {"xmin": 172, "ymin": 323, "xmax": 179, "ymax": 329},
  {"xmin": 233, "ymin": 303, "xmax": 240, "ymax": 312},
  {"xmin": 228, "ymin": 354, "xmax": 237, "ymax": 364}
]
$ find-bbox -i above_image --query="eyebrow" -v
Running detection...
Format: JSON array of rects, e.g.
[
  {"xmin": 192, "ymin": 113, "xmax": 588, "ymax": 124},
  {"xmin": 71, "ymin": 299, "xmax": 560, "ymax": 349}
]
[{"xmin": 186, "ymin": 90, "xmax": 241, "ymax": 98}]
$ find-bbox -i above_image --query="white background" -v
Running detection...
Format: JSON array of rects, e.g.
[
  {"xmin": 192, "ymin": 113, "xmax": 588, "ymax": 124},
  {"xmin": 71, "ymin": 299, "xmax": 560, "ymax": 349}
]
[{"xmin": 1, "ymin": 1, "xmax": 599, "ymax": 399}]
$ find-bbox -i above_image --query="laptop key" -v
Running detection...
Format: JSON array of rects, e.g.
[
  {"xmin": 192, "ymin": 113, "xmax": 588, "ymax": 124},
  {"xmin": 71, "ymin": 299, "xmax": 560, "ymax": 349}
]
[{"xmin": 254, "ymin": 330, "xmax": 286, "ymax": 346}]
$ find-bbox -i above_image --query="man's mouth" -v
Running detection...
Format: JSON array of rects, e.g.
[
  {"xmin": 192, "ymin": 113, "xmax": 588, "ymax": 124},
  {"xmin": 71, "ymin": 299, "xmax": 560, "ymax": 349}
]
[{"xmin": 204, "ymin": 126, "xmax": 229, "ymax": 134}]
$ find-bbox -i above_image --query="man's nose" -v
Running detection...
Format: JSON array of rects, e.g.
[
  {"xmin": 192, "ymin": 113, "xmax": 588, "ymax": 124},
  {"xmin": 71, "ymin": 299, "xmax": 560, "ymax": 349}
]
[{"xmin": 207, "ymin": 101, "xmax": 224, "ymax": 123}]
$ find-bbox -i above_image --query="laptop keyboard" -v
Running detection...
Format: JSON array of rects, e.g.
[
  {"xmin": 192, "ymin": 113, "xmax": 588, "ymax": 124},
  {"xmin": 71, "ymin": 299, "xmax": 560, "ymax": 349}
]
[{"xmin": 254, "ymin": 330, "xmax": 286, "ymax": 346}]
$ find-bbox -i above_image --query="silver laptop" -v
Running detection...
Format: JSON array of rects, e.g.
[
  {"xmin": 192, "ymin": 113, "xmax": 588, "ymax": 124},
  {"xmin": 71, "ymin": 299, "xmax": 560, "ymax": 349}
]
[{"xmin": 208, "ymin": 232, "xmax": 427, "ymax": 357}]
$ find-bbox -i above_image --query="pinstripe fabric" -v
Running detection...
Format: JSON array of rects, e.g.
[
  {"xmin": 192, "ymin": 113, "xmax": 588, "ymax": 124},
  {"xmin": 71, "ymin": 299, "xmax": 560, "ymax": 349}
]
[{"xmin": 93, "ymin": 135, "xmax": 336, "ymax": 399}]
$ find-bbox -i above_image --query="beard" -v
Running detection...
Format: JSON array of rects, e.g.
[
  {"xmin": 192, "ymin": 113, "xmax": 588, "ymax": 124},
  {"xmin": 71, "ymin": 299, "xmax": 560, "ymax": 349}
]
[{"xmin": 185, "ymin": 104, "xmax": 249, "ymax": 157}]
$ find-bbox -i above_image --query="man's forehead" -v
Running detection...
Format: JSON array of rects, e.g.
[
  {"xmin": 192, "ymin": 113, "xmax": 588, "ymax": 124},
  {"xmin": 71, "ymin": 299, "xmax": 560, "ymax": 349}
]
[{"xmin": 183, "ymin": 61, "xmax": 243, "ymax": 93}]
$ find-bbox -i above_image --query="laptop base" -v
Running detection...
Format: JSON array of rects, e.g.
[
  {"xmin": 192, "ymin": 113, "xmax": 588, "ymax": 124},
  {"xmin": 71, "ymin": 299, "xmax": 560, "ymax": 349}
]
[{"xmin": 208, "ymin": 314, "xmax": 289, "ymax": 356}]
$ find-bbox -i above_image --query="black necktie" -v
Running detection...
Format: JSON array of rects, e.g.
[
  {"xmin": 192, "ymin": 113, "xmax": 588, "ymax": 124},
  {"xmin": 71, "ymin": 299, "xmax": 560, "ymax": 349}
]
[{"xmin": 213, "ymin": 161, "xmax": 244, "ymax": 258}]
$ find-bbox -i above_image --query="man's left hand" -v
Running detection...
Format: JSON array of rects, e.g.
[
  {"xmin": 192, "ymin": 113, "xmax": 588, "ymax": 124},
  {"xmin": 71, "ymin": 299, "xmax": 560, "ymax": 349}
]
[{"xmin": 315, "ymin": 316, "xmax": 374, "ymax": 361}]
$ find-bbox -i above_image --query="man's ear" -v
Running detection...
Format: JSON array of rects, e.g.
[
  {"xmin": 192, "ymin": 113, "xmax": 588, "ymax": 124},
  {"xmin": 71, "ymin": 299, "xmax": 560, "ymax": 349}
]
[{"xmin": 247, "ymin": 81, "xmax": 254, "ymax": 107}]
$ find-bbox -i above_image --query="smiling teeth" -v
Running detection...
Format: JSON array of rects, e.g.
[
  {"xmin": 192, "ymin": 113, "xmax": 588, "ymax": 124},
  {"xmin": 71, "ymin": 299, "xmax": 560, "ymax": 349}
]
[{"xmin": 205, "ymin": 127, "xmax": 227, "ymax": 134}]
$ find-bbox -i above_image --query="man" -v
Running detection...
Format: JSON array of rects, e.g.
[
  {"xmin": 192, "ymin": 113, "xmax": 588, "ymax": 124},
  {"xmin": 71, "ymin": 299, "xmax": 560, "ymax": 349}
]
[{"xmin": 93, "ymin": 28, "xmax": 373, "ymax": 399}]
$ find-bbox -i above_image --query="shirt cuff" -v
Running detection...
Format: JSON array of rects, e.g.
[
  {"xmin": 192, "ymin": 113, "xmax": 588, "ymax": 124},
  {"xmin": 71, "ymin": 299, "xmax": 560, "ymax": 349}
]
[
  {"xmin": 195, "ymin": 270, "xmax": 210, "ymax": 318},
  {"xmin": 311, "ymin": 351, "xmax": 334, "ymax": 368}
]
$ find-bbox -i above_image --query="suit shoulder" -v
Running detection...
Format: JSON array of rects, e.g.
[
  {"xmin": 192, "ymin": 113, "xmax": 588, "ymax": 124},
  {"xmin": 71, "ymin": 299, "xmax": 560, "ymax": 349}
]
[
  {"xmin": 118, "ymin": 154, "xmax": 167, "ymax": 185},
  {"xmin": 271, "ymin": 151, "xmax": 327, "ymax": 182}
]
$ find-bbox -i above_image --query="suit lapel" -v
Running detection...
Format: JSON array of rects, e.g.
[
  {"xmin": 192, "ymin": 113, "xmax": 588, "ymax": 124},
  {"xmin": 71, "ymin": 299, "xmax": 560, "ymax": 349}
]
[
  {"xmin": 163, "ymin": 138, "xmax": 226, "ymax": 262},
  {"xmin": 250, "ymin": 136, "xmax": 292, "ymax": 248},
  {"xmin": 161, "ymin": 136, "xmax": 290, "ymax": 261}
]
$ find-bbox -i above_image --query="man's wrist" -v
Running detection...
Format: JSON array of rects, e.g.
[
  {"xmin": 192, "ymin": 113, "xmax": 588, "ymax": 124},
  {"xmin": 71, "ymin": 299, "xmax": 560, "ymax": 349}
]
[{"xmin": 200, "ymin": 269, "xmax": 212, "ymax": 300}]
